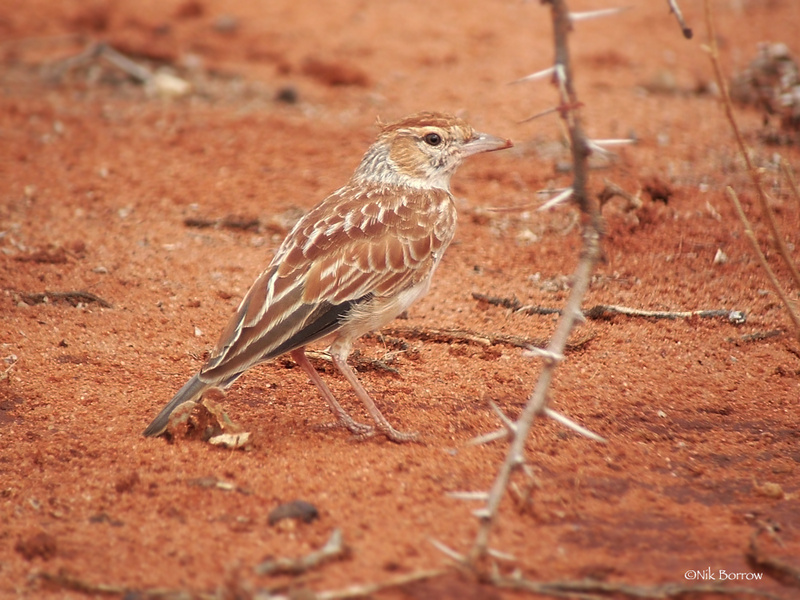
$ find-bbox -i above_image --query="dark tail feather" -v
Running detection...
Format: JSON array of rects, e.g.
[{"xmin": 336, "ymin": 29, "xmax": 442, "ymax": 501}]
[{"xmin": 143, "ymin": 374, "xmax": 209, "ymax": 437}]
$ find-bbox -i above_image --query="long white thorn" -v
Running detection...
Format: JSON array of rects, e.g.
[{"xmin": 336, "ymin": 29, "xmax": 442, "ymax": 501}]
[
  {"xmin": 485, "ymin": 187, "xmax": 572, "ymax": 213},
  {"xmin": 537, "ymin": 187, "xmax": 571, "ymax": 196},
  {"xmin": 519, "ymin": 105, "xmax": 560, "ymax": 124},
  {"xmin": 544, "ymin": 407, "xmax": 607, "ymax": 443},
  {"xmin": 447, "ymin": 491, "xmax": 490, "ymax": 501},
  {"xmin": 472, "ymin": 508, "xmax": 492, "ymax": 520},
  {"xmin": 522, "ymin": 347, "xmax": 565, "ymax": 365},
  {"xmin": 591, "ymin": 138, "xmax": 636, "ymax": 147},
  {"xmin": 569, "ymin": 7, "xmax": 630, "ymax": 23},
  {"xmin": 554, "ymin": 63, "xmax": 569, "ymax": 102},
  {"xmin": 537, "ymin": 187, "xmax": 574, "ymax": 212},
  {"xmin": 468, "ymin": 428, "xmax": 509, "ymax": 446},
  {"xmin": 487, "ymin": 547, "xmax": 518, "ymax": 562},
  {"xmin": 429, "ymin": 538, "xmax": 466, "ymax": 563},
  {"xmin": 484, "ymin": 202, "xmax": 538, "ymax": 213},
  {"xmin": 510, "ymin": 65, "xmax": 555, "ymax": 85},
  {"xmin": 488, "ymin": 399, "xmax": 517, "ymax": 433},
  {"xmin": 589, "ymin": 138, "xmax": 636, "ymax": 156}
]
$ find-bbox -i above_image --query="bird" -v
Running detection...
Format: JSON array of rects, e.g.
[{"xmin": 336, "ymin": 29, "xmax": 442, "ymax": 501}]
[{"xmin": 143, "ymin": 112, "xmax": 512, "ymax": 442}]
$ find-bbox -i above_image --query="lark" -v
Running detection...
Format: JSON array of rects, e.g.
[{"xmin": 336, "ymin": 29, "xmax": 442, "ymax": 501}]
[{"xmin": 144, "ymin": 112, "xmax": 512, "ymax": 442}]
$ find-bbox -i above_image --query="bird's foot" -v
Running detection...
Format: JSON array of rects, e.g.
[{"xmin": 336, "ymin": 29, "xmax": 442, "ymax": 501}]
[
  {"xmin": 316, "ymin": 405, "xmax": 421, "ymax": 443},
  {"xmin": 318, "ymin": 420, "xmax": 419, "ymax": 443},
  {"xmin": 374, "ymin": 424, "xmax": 420, "ymax": 444},
  {"xmin": 316, "ymin": 416, "xmax": 374, "ymax": 436}
]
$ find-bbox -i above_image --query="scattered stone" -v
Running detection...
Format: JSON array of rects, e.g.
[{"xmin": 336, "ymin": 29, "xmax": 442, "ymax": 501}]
[
  {"xmin": 268, "ymin": 500, "xmax": 319, "ymax": 526},
  {"xmin": 15, "ymin": 247, "xmax": 68, "ymax": 264},
  {"xmin": 213, "ymin": 14, "xmax": 240, "ymax": 34},
  {"xmin": 114, "ymin": 471, "xmax": 141, "ymax": 494},
  {"xmin": 643, "ymin": 177, "xmax": 674, "ymax": 204},
  {"xmin": 208, "ymin": 431, "xmax": 252, "ymax": 449},
  {"xmin": 146, "ymin": 71, "xmax": 192, "ymax": 99},
  {"xmin": 753, "ymin": 480, "xmax": 785, "ymax": 499},
  {"xmin": 15, "ymin": 531, "xmax": 57, "ymax": 561},
  {"xmin": 301, "ymin": 57, "xmax": 369, "ymax": 87},
  {"xmin": 174, "ymin": 0, "xmax": 205, "ymax": 19},
  {"xmin": 275, "ymin": 86, "xmax": 299, "ymax": 104}
]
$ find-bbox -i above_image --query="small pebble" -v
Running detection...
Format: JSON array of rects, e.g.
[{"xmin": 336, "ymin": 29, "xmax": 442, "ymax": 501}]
[
  {"xmin": 275, "ymin": 86, "xmax": 298, "ymax": 104},
  {"xmin": 213, "ymin": 14, "xmax": 240, "ymax": 34},
  {"xmin": 268, "ymin": 500, "xmax": 319, "ymax": 526}
]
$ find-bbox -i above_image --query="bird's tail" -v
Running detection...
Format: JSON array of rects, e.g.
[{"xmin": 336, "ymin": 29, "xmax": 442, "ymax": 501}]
[{"xmin": 143, "ymin": 374, "xmax": 209, "ymax": 437}]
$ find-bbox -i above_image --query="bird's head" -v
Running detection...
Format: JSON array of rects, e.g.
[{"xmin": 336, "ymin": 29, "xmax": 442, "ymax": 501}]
[{"xmin": 353, "ymin": 112, "xmax": 512, "ymax": 190}]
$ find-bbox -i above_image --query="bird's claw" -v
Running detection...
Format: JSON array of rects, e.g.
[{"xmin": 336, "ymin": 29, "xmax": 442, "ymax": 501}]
[
  {"xmin": 376, "ymin": 425, "xmax": 421, "ymax": 444},
  {"xmin": 319, "ymin": 419, "xmax": 419, "ymax": 444}
]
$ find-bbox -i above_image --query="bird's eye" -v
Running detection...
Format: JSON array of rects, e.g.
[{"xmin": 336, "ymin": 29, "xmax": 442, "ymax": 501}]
[{"xmin": 423, "ymin": 132, "xmax": 442, "ymax": 146}]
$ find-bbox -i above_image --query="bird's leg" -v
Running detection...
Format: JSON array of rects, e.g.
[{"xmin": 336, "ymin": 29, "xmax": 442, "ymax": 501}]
[
  {"xmin": 290, "ymin": 349, "xmax": 373, "ymax": 435},
  {"xmin": 329, "ymin": 350, "xmax": 419, "ymax": 443}
]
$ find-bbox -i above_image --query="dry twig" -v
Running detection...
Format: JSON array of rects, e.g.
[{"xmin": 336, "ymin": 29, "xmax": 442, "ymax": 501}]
[
  {"xmin": 378, "ymin": 325, "xmax": 585, "ymax": 351},
  {"xmin": 726, "ymin": 187, "xmax": 800, "ymax": 338},
  {"xmin": 308, "ymin": 569, "xmax": 447, "ymax": 600},
  {"xmin": 36, "ymin": 571, "xmax": 203, "ymax": 599},
  {"xmin": 472, "ymin": 292, "xmax": 559, "ymax": 315},
  {"xmin": 492, "ymin": 573, "xmax": 784, "ymax": 599},
  {"xmin": 598, "ymin": 178, "xmax": 642, "ymax": 211},
  {"xmin": 703, "ymin": 0, "xmax": 800, "ymax": 298},
  {"xmin": 584, "ymin": 304, "xmax": 746, "ymax": 323},
  {"xmin": 734, "ymin": 329, "xmax": 783, "ymax": 343},
  {"xmin": 0, "ymin": 355, "xmax": 17, "ymax": 382},
  {"xmin": 747, "ymin": 528, "xmax": 800, "ymax": 588},
  {"xmin": 254, "ymin": 529, "xmax": 348, "ymax": 576},
  {"xmin": 301, "ymin": 348, "xmax": 401, "ymax": 375},
  {"xmin": 184, "ymin": 215, "xmax": 261, "ymax": 232},
  {"xmin": 781, "ymin": 159, "xmax": 800, "ymax": 212},
  {"xmin": 473, "ymin": 292, "xmax": 746, "ymax": 324},
  {"xmin": 50, "ymin": 41, "xmax": 191, "ymax": 98},
  {"xmin": 52, "ymin": 42, "xmax": 152, "ymax": 82},
  {"xmin": 38, "ymin": 562, "xmax": 445, "ymax": 600},
  {"xmin": 18, "ymin": 290, "xmax": 113, "ymax": 308}
]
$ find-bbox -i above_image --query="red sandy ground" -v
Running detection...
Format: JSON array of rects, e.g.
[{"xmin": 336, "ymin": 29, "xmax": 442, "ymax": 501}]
[{"xmin": 1, "ymin": 0, "xmax": 799, "ymax": 598}]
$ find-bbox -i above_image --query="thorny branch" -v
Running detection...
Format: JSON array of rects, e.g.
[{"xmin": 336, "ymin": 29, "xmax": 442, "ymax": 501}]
[{"xmin": 467, "ymin": 0, "xmax": 604, "ymax": 566}]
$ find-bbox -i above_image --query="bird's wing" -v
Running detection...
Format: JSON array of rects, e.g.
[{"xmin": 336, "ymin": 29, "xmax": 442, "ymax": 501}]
[{"xmin": 199, "ymin": 186, "xmax": 455, "ymax": 383}]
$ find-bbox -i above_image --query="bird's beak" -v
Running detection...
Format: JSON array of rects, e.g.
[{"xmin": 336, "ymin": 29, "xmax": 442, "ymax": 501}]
[{"xmin": 463, "ymin": 131, "xmax": 513, "ymax": 157}]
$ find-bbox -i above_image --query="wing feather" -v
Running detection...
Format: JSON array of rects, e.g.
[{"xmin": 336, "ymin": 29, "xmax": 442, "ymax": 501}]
[{"xmin": 198, "ymin": 184, "xmax": 456, "ymax": 384}]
